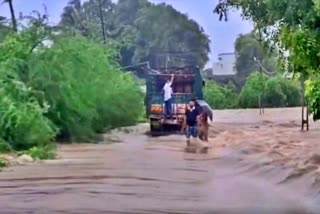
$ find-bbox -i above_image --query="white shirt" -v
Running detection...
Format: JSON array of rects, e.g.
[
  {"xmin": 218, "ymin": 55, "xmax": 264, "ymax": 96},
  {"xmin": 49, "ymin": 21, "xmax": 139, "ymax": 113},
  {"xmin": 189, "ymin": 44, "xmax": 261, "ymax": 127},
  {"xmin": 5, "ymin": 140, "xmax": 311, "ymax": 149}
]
[{"xmin": 163, "ymin": 81, "xmax": 173, "ymax": 101}]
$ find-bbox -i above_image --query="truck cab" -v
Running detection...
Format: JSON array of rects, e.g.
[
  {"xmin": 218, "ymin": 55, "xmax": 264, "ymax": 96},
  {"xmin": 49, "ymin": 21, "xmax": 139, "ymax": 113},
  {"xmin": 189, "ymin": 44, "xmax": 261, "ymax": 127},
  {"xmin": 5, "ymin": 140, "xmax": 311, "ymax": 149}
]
[{"xmin": 145, "ymin": 65, "xmax": 204, "ymax": 133}]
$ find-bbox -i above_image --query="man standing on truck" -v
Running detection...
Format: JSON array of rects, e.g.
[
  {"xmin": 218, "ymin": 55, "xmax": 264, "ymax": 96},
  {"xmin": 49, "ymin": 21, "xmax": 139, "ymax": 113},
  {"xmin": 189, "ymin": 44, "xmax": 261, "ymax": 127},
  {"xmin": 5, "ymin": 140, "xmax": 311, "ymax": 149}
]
[{"xmin": 163, "ymin": 74, "xmax": 174, "ymax": 118}]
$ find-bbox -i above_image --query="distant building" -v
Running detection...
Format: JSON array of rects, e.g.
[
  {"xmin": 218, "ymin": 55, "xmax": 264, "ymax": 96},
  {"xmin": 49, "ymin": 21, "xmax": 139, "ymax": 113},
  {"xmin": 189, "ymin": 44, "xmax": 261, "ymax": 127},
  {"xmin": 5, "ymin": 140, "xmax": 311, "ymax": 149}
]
[{"xmin": 210, "ymin": 53, "xmax": 237, "ymax": 76}]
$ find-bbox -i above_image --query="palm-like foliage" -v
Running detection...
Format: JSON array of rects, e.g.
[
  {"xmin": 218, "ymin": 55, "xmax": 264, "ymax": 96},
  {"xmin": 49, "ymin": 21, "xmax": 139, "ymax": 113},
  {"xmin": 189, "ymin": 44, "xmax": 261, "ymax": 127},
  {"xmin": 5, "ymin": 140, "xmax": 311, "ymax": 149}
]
[{"xmin": 60, "ymin": 0, "xmax": 89, "ymax": 36}]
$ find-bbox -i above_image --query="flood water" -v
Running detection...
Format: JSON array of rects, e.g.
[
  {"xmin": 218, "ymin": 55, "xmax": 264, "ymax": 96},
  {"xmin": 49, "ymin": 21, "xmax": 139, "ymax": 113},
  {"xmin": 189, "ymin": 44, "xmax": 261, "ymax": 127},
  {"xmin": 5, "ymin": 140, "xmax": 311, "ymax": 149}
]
[{"xmin": 0, "ymin": 108, "xmax": 319, "ymax": 213}]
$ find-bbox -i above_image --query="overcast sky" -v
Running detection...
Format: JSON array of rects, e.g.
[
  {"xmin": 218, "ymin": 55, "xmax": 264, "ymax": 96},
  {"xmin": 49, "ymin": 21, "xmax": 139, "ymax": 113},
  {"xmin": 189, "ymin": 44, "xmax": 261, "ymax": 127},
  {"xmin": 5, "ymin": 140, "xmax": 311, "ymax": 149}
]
[{"xmin": 0, "ymin": 0, "xmax": 253, "ymax": 67}]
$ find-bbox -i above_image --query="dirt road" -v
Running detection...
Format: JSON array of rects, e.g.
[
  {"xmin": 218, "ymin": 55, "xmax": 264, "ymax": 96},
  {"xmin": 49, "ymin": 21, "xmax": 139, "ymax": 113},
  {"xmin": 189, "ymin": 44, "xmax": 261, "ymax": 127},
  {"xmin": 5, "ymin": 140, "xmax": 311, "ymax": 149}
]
[{"xmin": 1, "ymin": 108, "xmax": 320, "ymax": 213}]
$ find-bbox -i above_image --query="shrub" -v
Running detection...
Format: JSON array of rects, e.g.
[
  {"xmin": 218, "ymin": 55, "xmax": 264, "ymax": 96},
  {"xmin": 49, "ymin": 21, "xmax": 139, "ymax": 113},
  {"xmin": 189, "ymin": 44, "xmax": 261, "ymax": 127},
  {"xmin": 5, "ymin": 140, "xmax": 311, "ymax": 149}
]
[
  {"xmin": 0, "ymin": 138, "xmax": 13, "ymax": 153},
  {"xmin": 239, "ymin": 72, "xmax": 268, "ymax": 108},
  {"xmin": 239, "ymin": 72, "xmax": 301, "ymax": 108},
  {"xmin": 0, "ymin": 28, "xmax": 143, "ymax": 153},
  {"xmin": 0, "ymin": 63, "xmax": 56, "ymax": 151},
  {"xmin": 24, "ymin": 144, "xmax": 57, "ymax": 160},
  {"xmin": 263, "ymin": 77, "xmax": 287, "ymax": 107},
  {"xmin": 263, "ymin": 77, "xmax": 301, "ymax": 107},
  {"xmin": 205, "ymin": 81, "xmax": 238, "ymax": 109},
  {"xmin": 280, "ymin": 79, "xmax": 302, "ymax": 107},
  {"xmin": 28, "ymin": 37, "xmax": 144, "ymax": 142}
]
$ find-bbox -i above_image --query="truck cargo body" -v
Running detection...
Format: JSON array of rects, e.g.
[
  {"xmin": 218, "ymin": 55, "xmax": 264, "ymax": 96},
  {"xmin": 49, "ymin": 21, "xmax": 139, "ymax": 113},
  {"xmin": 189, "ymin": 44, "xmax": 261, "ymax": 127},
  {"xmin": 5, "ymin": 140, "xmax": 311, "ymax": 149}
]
[{"xmin": 145, "ymin": 66, "xmax": 204, "ymax": 133}]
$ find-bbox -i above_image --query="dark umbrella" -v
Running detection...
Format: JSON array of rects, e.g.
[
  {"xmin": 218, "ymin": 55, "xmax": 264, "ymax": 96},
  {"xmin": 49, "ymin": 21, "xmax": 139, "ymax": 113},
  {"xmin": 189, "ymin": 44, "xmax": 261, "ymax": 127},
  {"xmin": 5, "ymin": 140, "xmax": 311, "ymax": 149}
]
[
  {"xmin": 201, "ymin": 105, "xmax": 213, "ymax": 121},
  {"xmin": 196, "ymin": 100, "xmax": 213, "ymax": 121}
]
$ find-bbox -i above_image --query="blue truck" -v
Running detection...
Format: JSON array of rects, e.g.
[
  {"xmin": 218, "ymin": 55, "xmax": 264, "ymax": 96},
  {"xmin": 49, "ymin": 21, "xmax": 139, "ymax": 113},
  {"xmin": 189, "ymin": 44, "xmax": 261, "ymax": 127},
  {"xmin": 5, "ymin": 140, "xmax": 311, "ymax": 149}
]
[{"xmin": 145, "ymin": 65, "xmax": 209, "ymax": 134}]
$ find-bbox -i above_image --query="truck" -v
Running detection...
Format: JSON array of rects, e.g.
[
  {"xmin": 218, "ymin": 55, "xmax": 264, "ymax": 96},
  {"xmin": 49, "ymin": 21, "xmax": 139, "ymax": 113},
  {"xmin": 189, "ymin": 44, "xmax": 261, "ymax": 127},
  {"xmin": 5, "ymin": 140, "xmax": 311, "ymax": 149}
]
[{"xmin": 145, "ymin": 65, "xmax": 206, "ymax": 134}]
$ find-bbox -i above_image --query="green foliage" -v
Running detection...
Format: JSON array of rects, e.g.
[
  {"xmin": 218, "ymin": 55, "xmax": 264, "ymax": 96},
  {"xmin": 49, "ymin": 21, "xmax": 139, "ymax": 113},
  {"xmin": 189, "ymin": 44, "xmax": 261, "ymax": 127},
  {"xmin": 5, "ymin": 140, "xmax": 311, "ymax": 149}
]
[
  {"xmin": 0, "ymin": 12, "xmax": 143, "ymax": 154},
  {"xmin": 306, "ymin": 75, "xmax": 320, "ymax": 121},
  {"xmin": 278, "ymin": 78, "xmax": 302, "ymax": 107},
  {"xmin": 205, "ymin": 81, "xmax": 238, "ymax": 109},
  {"xmin": 60, "ymin": 0, "xmax": 210, "ymax": 68},
  {"xmin": 0, "ymin": 23, "xmax": 10, "ymax": 42},
  {"xmin": 239, "ymin": 72, "xmax": 301, "ymax": 108},
  {"xmin": 215, "ymin": 0, "xmax": 320, "ymax": 119},
  {"xmin": 0, "ymin": 13, "xmax": 58, "ymax": 152},
  {"xmin": 0, "ymin": 158, "xmax": 8, "ymax": 168},
  {"xmin": 24, "ymin": 144, "xmax": 57, "ymax": 160},
  {"xmin": 28, "ymin": 37, "xmax": 143, "ymax": 141},
  {"xmin": 264, "ymin": 78, "xmax": 288, "ymax": 107},
  {"xmin": 239, "ymin": 72, "xmax": 267, "ymax": 108},
  {"xmin": 234, "ymin": 33, "xmax": 277, "ymax": 88},
  {"xmin": 0, "ymin": 138, "xmax": 13, "ymax": 153},
  {"xmin": 205, "ymin": 73, "xmax": 300, "ymax": 109},
  {"xmin": 280, "ymin": 27, "xmax": 320, "ymax": 76}
]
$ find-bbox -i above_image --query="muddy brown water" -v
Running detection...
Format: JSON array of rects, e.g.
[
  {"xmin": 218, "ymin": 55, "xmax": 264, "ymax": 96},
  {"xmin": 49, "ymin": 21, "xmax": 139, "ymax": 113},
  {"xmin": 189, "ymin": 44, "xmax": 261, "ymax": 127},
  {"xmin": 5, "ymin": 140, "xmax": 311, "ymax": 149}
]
[{"xmin": 1, "ymin": 108, "xmax": 320, "ymax": 213}]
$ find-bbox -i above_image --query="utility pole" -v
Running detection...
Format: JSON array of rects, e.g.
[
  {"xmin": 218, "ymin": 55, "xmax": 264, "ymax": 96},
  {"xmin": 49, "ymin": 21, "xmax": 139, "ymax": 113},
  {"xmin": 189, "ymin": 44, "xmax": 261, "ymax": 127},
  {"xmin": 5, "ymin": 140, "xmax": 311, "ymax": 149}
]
[{"xmin": 98, "ymin": 0, "xmax": 106, "ymax": 44}]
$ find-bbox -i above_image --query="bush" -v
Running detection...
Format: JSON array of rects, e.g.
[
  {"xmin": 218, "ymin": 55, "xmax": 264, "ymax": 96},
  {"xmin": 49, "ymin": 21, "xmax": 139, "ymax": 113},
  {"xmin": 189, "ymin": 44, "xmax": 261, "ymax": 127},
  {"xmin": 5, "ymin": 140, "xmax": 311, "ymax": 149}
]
[
  {"xmin": 0, "ymin": 28, "xmax": 143, "ymax": 154},
  {"xmin": 281, "ymin": 79, "xmax": 302, "ymax": 107},
  {"xmin": 239, "ymin": 72, "xmax": 301, "ymax": 108},
  {"xmin": 263, "ymin": 77, "xmax": 287, "ymax": 107},
  {"xmin": 205, "ymin": 81, "xmax": 238, "ymax": 109},
  {"xmin": 264, "ymin": 77, "xmax": 301, "ymax": 107},
  {"xmin": 24, "ymin": 144, "xmax": 57, "ymax": 160},
  {"xmin": 239, "ymin": 72, "xmax": 268, "ymax": 108},
  {"xmin": 0, "ymin": 63, "xmax": 56, "ymax": 151},
  {"xmin": 0, "ymin": 138, "xmax": 13, "ymax": 153},
  {"xmin": 27, "ymin": 37, "xmax": 144, "ymax": 142}
]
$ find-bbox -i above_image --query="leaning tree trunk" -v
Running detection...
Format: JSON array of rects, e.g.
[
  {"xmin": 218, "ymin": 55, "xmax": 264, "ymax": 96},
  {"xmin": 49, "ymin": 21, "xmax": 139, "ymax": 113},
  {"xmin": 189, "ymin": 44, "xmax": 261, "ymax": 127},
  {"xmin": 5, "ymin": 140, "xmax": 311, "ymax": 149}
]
[{"xmin": 6, "ymin": 0, "xmax": 17, "ymax": 32}]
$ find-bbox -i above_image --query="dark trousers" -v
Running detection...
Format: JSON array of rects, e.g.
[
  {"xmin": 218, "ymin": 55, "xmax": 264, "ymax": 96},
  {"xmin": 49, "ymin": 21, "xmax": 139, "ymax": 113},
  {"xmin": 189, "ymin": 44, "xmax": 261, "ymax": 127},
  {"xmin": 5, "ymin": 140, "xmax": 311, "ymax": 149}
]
[
  {"xmin": 164, "ymin": 98, "xmax": 172, "ymax": 116},
  {"xmin": 186, "ymin": 126, "xmax": 198, "ymax": 139}
]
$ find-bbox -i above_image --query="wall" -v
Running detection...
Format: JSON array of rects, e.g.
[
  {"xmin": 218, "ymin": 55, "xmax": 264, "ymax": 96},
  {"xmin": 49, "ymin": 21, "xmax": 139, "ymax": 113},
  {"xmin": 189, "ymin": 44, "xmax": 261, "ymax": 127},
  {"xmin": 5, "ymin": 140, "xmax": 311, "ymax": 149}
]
[{"xmin": 211, "ymin": 53, "xmax": 236, "ymax": 76}]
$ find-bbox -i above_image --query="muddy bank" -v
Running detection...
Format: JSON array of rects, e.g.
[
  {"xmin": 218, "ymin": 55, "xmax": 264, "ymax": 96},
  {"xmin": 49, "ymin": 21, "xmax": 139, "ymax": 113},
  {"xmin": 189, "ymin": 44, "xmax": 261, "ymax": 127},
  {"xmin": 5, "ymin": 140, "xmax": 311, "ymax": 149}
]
[{"xmin": 0, "ymin": 107, "xmax": 319, "ymax": 213}]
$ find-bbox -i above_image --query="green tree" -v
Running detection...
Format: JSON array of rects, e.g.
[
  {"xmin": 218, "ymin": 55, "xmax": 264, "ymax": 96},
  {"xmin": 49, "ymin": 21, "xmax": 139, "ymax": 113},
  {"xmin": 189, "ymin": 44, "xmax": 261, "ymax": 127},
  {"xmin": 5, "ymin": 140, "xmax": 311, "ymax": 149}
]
[
  {"xmin": 0, "ymin": 12, "xmax": 144, "ymax": 150},
  {"xmin": 205, "ymin": 81, "xmax": 238, "ymax": 109},
  {"xmin": 28, "ymin": 37, "xmax": 143, "ymax": 141},
  {"xmin": 239, "ymin": 72, "xmax": 301, "ymax": 108},
  {"xmin": 60, "ymin": 0, "xmax": 210, "ymax": 68},
  {"xmin": 239, "ymin": 72, "xmax": 267, "ymax": 108},
  {"xmin": 214, "ymin": 0, "xmax": 320, "ymax": 75},
  {"xmin": 60, "ymin": 0, "xmax": 90, "ymax": 36},
  {"xmin": 132, "ymin": 3, "xmax": 210, "ymax": 68},
  {"xmin": 214, "ymin": 0, "xmax": 320, "ymax": 118},
  {"xmin": 235, "ymin": 33, "xmax": 276, "ymax": 85}
]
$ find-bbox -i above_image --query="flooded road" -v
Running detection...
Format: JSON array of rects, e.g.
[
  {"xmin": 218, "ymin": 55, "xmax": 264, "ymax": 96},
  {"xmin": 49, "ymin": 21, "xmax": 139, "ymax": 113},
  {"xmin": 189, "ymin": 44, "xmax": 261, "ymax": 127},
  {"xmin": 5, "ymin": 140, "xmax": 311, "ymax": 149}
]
[{"xmin": 0, "ymin": 108, "xmax": 320, "ymax": 213}]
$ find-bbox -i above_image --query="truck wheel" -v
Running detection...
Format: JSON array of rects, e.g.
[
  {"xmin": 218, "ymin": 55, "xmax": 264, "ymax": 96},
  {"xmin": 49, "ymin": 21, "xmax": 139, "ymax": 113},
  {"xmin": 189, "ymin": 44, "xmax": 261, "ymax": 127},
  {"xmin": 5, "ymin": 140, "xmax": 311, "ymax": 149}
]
[{"xmin": 150, "ymin": 124, "xmax": 161, "ymax": 136}]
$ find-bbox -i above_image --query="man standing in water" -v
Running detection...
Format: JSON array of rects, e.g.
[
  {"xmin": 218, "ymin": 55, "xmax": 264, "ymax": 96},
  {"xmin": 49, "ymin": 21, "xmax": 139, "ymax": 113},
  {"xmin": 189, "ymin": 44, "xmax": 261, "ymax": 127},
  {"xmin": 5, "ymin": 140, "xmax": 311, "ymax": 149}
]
[
  {"xmin": 185, "ymin": 100, "xmax": 200, "ymax": 146},
  {"xmin": 163, "ymin": 74, "xmax": 174, "ymax": 118},
  {"xmin": 191, "ymin": 98, "xmax": 203, "ymax": 115}
]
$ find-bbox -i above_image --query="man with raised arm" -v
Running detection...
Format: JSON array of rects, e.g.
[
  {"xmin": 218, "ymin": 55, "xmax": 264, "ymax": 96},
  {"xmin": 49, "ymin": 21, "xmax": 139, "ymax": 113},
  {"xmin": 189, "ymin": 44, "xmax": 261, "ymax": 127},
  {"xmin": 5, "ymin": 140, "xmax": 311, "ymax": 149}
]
[{"xmin": 163, "ymin": 74, "xmax": 174, "ymax": 118}]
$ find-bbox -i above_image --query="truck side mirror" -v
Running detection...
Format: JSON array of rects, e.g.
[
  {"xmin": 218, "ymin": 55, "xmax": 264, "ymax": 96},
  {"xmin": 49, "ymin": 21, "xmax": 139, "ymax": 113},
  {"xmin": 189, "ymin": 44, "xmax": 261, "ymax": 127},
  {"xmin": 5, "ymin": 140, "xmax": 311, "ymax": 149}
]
[{"xmin": 202, "ymin": 80, "xmax": 205, "ymax": 87}]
